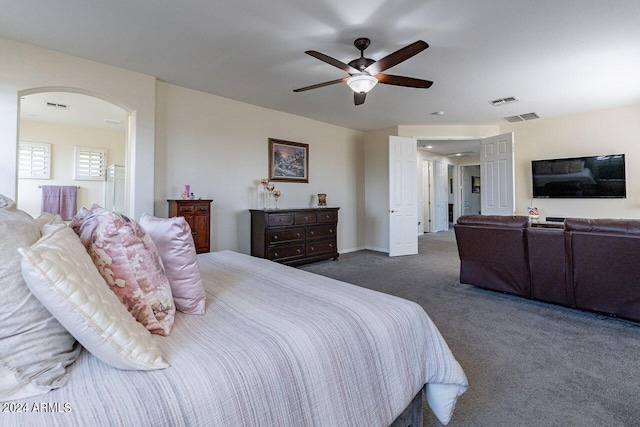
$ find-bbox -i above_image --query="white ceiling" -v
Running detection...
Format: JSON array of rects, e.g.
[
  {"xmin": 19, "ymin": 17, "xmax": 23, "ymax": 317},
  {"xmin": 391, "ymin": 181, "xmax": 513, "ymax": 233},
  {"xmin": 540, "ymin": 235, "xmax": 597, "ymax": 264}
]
[
  {"xmin": 20, "ymin": 92, "xmax": 128, "ymax": 131},
  {"xmin": 3, "ymin": 1, "xmax": 640, "ymax": 132}
]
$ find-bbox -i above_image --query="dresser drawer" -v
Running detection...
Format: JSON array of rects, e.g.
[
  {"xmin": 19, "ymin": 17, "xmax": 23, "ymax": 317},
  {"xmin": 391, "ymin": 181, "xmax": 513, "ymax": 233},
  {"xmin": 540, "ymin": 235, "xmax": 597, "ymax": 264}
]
[
  {"xmin": 306, "ymin": 224, "xmax": 336, "ymax": 241},
  {"xmin": 267, "ymin": 213, "xmax": 294, "ymax": 227},
  {"xmin": 294, "ymin": 212, "xmax": 317, "ymax": 224},
  {"xmin": 267, "ymin": 244, "xmax": 305, "ymax": 261},
  {"xmin": 193, "ymin": 203, "xmax": 210, "ymax": 213},
  {"xmin": 267, "ymin": 227, "xmax": 305, "ymax": 245},
  {"xmin": 178, "ymin": 204, "xmax": 195, "ymax": 214},
  {"xmin": 316, "ymin": 210, "xmax": 337, "ymax": 223},
  {"xmin": 306, "ymin": 240, "xmax": 336, "ymax": 256}
]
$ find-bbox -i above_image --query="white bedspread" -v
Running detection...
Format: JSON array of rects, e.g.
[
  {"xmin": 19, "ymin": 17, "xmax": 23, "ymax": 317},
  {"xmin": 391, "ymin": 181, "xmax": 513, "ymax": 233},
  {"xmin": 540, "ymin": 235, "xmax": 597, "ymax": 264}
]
[{"xmin": 3, "ymin": 250, "xmax": 467, "ymax": 426}]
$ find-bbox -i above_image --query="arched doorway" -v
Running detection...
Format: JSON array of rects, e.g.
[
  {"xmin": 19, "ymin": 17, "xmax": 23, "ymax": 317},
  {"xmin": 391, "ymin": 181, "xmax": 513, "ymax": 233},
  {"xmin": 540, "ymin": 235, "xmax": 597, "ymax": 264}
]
[{"xmin": 17, "ymin": 88, "xmax": 131, "ymax": 218}]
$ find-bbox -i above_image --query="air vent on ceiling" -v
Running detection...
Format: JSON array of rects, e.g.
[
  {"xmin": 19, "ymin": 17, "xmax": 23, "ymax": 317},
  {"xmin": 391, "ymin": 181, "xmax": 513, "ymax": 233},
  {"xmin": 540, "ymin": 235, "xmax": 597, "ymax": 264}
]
[
  {"xmin": 489, "ymin": 96, "xmax": 519, "ymax": 106},
  {"xmin": 45, "ymin": 102, "xmax": 69, "ymax": 109},
  {"xmin": 503, "ymin": 112, "xmax": 540, "ymax": 122}
]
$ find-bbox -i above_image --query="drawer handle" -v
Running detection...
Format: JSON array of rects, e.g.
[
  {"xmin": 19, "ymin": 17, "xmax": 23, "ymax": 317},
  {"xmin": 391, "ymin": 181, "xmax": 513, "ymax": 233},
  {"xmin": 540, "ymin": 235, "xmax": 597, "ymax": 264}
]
[
  {"xmin": 324, "ymin": 214, "xmax": 330, "ymax": 219},
  {"xmin": 273, "ymin": 235, "xmax": 278, "ymax": 240},
  {"xmin": 310, "ymin": 231, "xmax": 315, "ymax": 236},
  {"xmin": 309, "ymin": 246, "xmax": 314, "ymax": 251},
  {"xmin": 296, "ymin": 249, "xmax": 301, "ymax": 254},
  {"xmin": 329, "ymin": 229, "xmax": 333, "ymax": 233},
  {"xmin": 296, "ymin": 233, "xmax": 301, "ymax": 238},
  {"xmin": 304, "ymin": 216, "xmax": 309, "ymax": 221},
  {"xmin": 274, "ymin": 252, "xmax": 279, "ymax": 258},
  {"xmin": 198, "ymin": 207, "xmax": 207, "ymax": 211},
  {"xmin": 329, "ymin": 243, "xmax": 333, "ymax": 248}
]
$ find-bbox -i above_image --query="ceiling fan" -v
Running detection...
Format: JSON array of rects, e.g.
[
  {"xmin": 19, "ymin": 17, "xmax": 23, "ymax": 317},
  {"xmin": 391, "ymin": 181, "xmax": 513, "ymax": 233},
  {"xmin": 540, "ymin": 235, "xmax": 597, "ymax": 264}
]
[{"xmin": 293, "ymin": 37, "xmax": 433, "ymax": 105}]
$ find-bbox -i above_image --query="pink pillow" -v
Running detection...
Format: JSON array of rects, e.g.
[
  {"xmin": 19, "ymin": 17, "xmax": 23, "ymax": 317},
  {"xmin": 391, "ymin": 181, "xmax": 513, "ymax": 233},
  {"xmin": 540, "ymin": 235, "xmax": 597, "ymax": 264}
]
[
  {"xmin": 72, "ymin": 207, "xmax": 175, "ymax": 336},
  {"xmin": 140, "ymin": 214, "xmax": 206, "ymax": 315}
]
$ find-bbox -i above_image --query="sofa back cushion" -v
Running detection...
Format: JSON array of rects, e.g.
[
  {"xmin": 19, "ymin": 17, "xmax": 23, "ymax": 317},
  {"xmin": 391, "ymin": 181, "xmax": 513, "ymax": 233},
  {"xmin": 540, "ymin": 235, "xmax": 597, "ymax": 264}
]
[
  {"xmin": 456, "ymin": 215, "xmax": 530, "ymax": 229},
  {"xmin": 564, "ymin": 217, "xmax": 640, "ymax": 235},
  {"xmin": 566, "ymin": 219, "xmax": 640, "ymax": 321},
  {"xmin": 454, "ymin": 215, "xmax": 531, "ymax": 297}
]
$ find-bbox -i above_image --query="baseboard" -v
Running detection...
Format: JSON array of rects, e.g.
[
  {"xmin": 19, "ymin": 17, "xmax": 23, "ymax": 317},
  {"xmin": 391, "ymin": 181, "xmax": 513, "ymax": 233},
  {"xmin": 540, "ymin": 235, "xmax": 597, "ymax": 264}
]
[
  {"xmin": 340, "ymin": 246, "xmax": 366, "ymax": 254},
  {"xmin": 364, "ymin": 246, "xmax": 389, "ymax": 254}
]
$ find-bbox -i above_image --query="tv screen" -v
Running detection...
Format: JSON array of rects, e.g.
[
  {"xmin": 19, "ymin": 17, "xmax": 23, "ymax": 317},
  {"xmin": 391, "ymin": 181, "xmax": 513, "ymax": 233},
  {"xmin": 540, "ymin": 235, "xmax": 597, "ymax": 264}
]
[{"xmin": 532, "ymin": 154, "xmax": 626, "ymax": 198}]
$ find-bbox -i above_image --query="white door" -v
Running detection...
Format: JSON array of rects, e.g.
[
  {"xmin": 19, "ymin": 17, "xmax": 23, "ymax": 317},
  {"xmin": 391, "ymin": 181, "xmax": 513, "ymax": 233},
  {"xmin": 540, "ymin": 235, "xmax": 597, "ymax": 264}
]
[
  {"xmin": 389, "ymin": 136, "xmax": 418, "ymax": 257},
  {"xmin": 480, "ymin": 132, "xmax": 515, "ymax": 215},
  {"xmin": 434, "ymin": 161, "xmax": 448, "ymax": 231}
]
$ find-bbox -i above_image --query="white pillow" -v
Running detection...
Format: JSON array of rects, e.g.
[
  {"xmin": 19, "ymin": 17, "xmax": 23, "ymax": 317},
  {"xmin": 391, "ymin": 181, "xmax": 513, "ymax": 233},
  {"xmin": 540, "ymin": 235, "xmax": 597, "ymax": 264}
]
[
  {"xmin": 140, "ymin": 214, "xmax": 206, "ymax": 315},
  {"xmin": 19, "ymin": 226, "xmax": 169, "ymax": 371},
  {"xmin": 34, "ymin": 212, "xmax": 65, "ymax": 232},
  {"xmin": 0, "ymin": 195, "xmax": 79, "ymax": 402}
]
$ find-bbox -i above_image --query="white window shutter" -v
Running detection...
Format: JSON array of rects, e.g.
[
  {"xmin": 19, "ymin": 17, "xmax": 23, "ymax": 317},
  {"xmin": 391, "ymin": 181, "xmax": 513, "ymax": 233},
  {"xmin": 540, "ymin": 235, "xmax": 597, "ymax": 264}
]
[
  {"xmin": 75, "ymin": 146, "xmax": 107, "ymax": 181},
  {"xmin": 19, "ymin": 142, "xmax": 51, "ymax": 179}
]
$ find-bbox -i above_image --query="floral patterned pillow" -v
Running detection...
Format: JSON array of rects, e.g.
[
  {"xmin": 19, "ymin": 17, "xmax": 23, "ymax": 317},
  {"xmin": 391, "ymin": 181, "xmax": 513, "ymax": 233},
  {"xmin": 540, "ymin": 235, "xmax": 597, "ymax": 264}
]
[{"xmin": 72, "ymin": 207, "xmax": 175, "ymax": 336}]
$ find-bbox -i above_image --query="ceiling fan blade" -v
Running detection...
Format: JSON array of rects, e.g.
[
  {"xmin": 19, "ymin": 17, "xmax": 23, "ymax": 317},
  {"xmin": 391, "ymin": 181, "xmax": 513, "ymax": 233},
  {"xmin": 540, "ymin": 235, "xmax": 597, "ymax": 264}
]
[
  {"xmin": 293, "ymin": 77, "xmax": 349, "ymax": 92},
  {"xmin": 364, "ymin": 40, "xmax": 429, "ymax": 76},
  {"xmin": 354, "ymin": 92, "xmax": 366, "ymax": 105},
  {"xmin": 376, "ymin": 74, "xmax": 433, "ymax": 88},
  {"xmin": 305, "ymin": 50, "xmax": 360, "ymax": 75}
]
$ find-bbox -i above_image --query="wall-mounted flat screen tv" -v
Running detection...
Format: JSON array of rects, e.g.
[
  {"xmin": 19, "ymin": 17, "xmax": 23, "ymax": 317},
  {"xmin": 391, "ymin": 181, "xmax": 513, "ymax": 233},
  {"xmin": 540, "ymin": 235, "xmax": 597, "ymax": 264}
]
[{"xmin": 532, "ymin": 154, "xmax": 626, "ymax": 198}]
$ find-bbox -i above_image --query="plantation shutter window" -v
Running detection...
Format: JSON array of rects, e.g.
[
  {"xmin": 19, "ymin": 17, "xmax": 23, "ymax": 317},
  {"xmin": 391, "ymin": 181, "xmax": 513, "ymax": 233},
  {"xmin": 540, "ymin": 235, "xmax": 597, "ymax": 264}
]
[
  {"xmin": 74, "ymin": 146, "xmax": 107, "ymax": 181},
  {"xmin": 19, "ymin": 142, "xmax": 51, "ymax": 179}
]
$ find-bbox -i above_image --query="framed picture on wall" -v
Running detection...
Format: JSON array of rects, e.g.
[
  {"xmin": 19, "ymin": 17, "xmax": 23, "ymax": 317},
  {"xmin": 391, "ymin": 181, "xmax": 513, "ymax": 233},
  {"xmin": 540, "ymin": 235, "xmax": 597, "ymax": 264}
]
[
  {"xmin": 268, "ymin": 138, "xmax": 309, "ymax": 183},
  {"xmin": 472, "ymin": 176, "xmax": 481, "ymax": 193}
]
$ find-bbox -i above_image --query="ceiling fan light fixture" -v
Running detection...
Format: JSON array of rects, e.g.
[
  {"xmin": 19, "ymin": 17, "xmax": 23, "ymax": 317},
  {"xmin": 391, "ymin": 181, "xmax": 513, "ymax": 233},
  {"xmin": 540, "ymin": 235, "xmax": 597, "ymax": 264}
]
[{"xmin": 346, "ymin": 74, "xmax": 378, "ymax": 93}]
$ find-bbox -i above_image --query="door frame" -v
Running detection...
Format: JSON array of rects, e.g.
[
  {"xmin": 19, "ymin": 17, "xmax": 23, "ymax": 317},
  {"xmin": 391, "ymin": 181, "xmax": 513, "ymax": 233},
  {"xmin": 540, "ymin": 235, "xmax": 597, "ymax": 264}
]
[{"xmin": 458, "ymin": 163, "xmax": 481, "ymax": 218}]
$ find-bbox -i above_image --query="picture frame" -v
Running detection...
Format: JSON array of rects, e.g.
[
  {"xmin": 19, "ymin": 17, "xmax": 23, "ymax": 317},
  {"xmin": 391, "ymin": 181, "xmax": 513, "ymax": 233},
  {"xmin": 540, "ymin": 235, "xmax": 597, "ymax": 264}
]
[
  {"xmin": 268, "ymin": 138, "xmax": 309, "ymax": 183},
  {"xmin": 472, "ymin": 176, "xmax": 481, "ymax": 193}
]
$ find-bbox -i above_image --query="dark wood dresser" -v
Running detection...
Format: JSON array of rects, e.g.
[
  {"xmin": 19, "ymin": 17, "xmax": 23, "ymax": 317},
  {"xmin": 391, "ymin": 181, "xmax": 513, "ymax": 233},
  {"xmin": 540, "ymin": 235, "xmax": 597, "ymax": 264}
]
[
  {"xmin": 250, "ymin": 208, "xmax": 339, "ymax": 266},
  {"xmin": 167, "ymin": 199, "xmax": 213, "ymax": 253}
]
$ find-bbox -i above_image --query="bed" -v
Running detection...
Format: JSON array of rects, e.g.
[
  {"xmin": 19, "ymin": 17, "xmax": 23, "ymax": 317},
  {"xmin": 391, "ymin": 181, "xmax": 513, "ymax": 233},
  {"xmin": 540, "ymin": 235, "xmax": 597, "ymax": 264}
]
[{"xmin": 1, "ymin": 197, "xmax": 467, "ymax": 426}]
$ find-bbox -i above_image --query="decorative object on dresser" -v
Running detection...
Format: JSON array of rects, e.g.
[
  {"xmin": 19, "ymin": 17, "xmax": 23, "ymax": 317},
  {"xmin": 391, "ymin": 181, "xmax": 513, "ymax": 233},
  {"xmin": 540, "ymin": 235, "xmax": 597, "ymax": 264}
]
[
  {"xmin": 268, "ymin": 138, "xmax": 309, "ymax": 183},
  {"xmin": 250, "ymin": 207, "xmax": 339, "ymax": 266},
  {"xmin": 167, "ymin": 199, "xmax": 212, "ymax": 254},
  {"xmin": 317, "ymin": 193, "xmax": 327, "ymax": 207}
]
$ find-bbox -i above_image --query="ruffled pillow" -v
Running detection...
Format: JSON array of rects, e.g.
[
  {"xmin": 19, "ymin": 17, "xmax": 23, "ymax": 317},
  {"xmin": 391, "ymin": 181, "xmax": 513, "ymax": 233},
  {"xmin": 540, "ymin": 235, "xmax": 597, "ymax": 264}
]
[
  {"xmin": 140, "ymin": 214, "xmax": 206, "ymax": 315},
  {"xmin": 72, "ymin": 207, "xmax": 175, "ymax": 336},
  {"xmin": 19, "ymin": 226, "xmax": 169, "ymax": 370}
]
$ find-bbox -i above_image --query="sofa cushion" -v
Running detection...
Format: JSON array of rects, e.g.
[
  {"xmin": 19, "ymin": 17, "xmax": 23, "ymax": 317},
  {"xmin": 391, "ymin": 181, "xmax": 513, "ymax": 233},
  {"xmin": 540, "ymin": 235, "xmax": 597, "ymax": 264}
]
[
  {"xmin": 456, "ymin": 215, "xmax": 530, "ymax": 228},
  {"xmin": 140, "ymin": 214, "xmax": 206, "ymax": 315},
  {"xmin": 72, "ymin": 207, "xmax": 176, "ymax": 336},
  {"xmin": 19, "ymin": 226, "xmax": 169, "ymax": 371},
  {"xmin": 564, "ymin": 218, "xmax": 640, "ymax": 235},
  {"xmin": 0, "ymin": 195, "xmax": 80, "ymax": 402}
]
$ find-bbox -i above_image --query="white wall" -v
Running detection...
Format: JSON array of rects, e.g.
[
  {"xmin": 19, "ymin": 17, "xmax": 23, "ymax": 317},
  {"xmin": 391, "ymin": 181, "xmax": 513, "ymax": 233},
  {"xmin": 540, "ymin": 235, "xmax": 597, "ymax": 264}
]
[
  {"xmin": 154, "ymin": 82, "xmax": 365, "ymax": 254},
  {"xmin": 500, "ymin": 104, "xmax": 640, "ymax": 219},
  {"xmin": 0, "ymin": 37, "xmax": 156, "ymax": 218},
  {"xmin": 18, "ymin": 120, "xmax": 126, "ymax": 217}
]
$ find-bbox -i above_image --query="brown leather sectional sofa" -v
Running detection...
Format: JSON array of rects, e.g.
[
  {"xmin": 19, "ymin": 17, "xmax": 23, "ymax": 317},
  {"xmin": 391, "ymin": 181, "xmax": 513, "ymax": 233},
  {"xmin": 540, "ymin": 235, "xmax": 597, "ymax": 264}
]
[{"xmin": 454, "ymin": 215, "xmax": 640, "ymax": 323}]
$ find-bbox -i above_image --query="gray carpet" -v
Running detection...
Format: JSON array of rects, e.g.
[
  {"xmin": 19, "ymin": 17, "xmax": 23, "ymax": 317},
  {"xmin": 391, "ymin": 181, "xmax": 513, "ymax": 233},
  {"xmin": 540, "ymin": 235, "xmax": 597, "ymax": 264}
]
[{"xmin": 299, "ymin": 230, "xmax": 640, "ymax": 427}]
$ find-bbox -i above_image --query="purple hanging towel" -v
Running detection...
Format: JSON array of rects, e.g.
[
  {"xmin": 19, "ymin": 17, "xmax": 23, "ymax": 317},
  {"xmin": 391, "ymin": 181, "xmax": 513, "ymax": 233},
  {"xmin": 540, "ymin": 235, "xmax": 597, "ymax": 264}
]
[
  {"xmin": 41, "ymin": 185, "xmax": 78, "ymax": 220},
  {"xmin": 59, "ymin": 186, "xmax": 78, "ymax": 221}
]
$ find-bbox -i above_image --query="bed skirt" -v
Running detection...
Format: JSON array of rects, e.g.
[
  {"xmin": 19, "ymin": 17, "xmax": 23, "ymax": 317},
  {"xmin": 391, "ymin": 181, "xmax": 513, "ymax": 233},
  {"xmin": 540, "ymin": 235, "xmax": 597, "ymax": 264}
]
[{"xmin": 390, "ymin": 389, "xmax": 423, "ymax": 427}]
